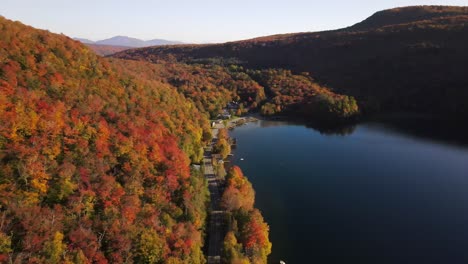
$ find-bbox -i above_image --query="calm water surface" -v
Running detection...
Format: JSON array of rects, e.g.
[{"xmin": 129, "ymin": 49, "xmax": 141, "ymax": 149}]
[{"xmin": 229, "ymin": 119, "xmax": 468, "ymax": 264}]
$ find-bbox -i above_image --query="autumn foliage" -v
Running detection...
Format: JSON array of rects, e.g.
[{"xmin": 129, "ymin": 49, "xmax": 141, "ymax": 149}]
[
  {"xmin": 213, "ymin": 128, "xmax": 231, "ymax": 160},
  {"xmin": 246, "ymin": 68, "xmax": 359, "ymax": 120},
  {"xmin": 107, "ymin": 58, "xmax": 265, "ymax": 119},
  {"xmin": 0, "ymin": 17, "xmax": 210, "ymax": 263},
  {"xmin": 221, "ymin": 167, "xmax": 271, "ymax": 264},
  {"xmin": 112, "ymin": 50, "xmax": 359, "ymax": 123}
]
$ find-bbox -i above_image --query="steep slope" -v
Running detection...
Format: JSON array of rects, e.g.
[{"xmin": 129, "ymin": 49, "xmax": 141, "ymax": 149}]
[
  {"xmin": 0, "ymin": 16, "xmax": 211, "ymax": 263},
  {"xmin": 113, "ymin": 6, "xmax": 468, "ymax": 118}
]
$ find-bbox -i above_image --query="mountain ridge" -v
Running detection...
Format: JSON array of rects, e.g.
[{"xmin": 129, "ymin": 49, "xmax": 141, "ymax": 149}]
[
  {"xmin": 349, "ymin": 5, "xmax": 468, "ymax": 31},
  {"xmin": 112, "ymin": 5, "xmax": 468, "ymax": 119},
  {"xmin": 74, "ymin": 35, "xmax": 184, "ymax": 47}
]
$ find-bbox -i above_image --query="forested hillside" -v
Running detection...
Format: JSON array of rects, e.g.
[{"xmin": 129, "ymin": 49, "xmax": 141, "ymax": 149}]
[
  {"xmin": 111, "ymin": 57, "xmax": 359, "ymax": 123},
  {"xmin": 106, "ymin": 59, "xmax": 266, "ymax": 119},
  {"xmin": 0, "ymin": 16, "xmax": 211, "ymax": 263},
  {"xmin": 113, "ymin": 6, "xmax": 468, "ymax": 118}
]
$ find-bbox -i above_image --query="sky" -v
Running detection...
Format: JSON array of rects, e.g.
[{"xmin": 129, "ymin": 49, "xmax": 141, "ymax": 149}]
[{"xmin": 2, "ymin": 0, "xmax": 467, "ymax": 43}]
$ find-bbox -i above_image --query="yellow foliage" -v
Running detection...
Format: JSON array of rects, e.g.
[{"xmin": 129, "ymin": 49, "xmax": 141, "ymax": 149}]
[
  {"xmin": 30, "ymin": 171, "xmax": 50, "ymax": 194},
  {"xmin": 19, "ymin": 190, "xmax": 40, "ymax": 206},
  {"xmin": 42, "ymin": 142, "xmax": 61, "ymax": 160},
  {"xmin": 43, "ymin": 231, "xmax": 65, "ymax": 264},
  {"xmin": 0, "ymin": 232, "xmax": 12, "ymax": 254}
]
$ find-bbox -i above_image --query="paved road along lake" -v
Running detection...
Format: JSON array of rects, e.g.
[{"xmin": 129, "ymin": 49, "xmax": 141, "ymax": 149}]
[{"xmin": 229, "ymin": 119, "xmax": 468, "ymax": 264}]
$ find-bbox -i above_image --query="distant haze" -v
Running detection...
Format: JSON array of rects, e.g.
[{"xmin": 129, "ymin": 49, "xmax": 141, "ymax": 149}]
[
  {"xmin": 2, "ymin": 0, "xmax": 468, "ymax": 43},
  {"xmin": 74, "ymin": 36, "xmax": 183, "ymax": 47},
  {"xmin": 74, "ymin": 37, "xmax": 95, "ymax": 44}
]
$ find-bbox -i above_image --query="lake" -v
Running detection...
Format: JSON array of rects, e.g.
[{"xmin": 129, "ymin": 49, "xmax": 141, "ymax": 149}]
[{"xmin": 229, "ymin": 119, "xmax": 468, "ymax": 264}]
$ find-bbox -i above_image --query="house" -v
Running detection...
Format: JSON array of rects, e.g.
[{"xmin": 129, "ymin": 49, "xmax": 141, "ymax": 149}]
[
  {"xmin": 227, "ymin": 101, "xmax": 239, "ymax": 110},
  {"xmin": 218, "ymin": 109, "xmax": 231, "ymax": 120},
  {"xmin": 211, "ymin": 120, "xmax": 223, "ymax": 127}
]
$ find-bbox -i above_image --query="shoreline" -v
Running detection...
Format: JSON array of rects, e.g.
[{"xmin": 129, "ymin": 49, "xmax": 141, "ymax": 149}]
[
  {"xmin": 225, "ymin": 116, "xmax": 259, "ymax": 129},
  {"xmin": 204, "ymin": 115, "xmax": 270, "ymax": 263}
]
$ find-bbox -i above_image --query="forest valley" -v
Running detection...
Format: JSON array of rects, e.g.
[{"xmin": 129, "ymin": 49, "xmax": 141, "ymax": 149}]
[{"xmin": 1, "ymin": 5, "xmax": 468, "ymax": 264}]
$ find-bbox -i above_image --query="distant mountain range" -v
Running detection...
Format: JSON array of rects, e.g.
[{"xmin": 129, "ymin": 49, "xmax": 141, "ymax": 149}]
[
  {"xmin": 74, "ymin": 37, "xmax": 95, "ymax": 44},
  {"xmin": 74, "ymin": 35, "xmax": 184, "ymax": 48}
]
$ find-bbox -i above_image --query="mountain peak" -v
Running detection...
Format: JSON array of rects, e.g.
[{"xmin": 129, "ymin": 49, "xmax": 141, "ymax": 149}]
[{"xmin": 350, "ymin": 5, "xmax": 468, "ymax": 30}]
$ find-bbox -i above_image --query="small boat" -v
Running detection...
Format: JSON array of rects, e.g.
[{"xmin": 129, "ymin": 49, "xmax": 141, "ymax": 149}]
[
  {"xmin": 280, "ymin": 261, "xmax": 286, "ymax": 264},
  {"xmin": 240, "ymin": 158, "xmax": 244, "ymax": 161}
]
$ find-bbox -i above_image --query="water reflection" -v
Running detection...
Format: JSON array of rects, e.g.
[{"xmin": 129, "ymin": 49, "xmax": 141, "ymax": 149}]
[
  {"xmin": 257, "ymin": 115, "xmax": 468, "ymax": 145},
  {"xmin": 305, "ymin": 123, "xmax": 357, "ymax": 136},
  {"xmin": 229, "ymin": 117, "xmax": 468, "ymax": 264},
  {"xmin": 369, "ymin": 116, "xmax": 468, "ymax": 147},
  {"xmin": 257, "ymin": 118, "xmax": 357, "ymax": 136}
]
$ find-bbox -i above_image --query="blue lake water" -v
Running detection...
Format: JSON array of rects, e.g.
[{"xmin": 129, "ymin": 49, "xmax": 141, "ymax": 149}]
[{"xmin": 229, "ymin": 119, "xmax": 468, "ymax": 264}]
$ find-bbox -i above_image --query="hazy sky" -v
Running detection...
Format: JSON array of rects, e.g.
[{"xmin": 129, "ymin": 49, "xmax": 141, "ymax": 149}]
[{"xmin": 2, "ymin": 0, "xmax": 467, "ymax": 43}]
